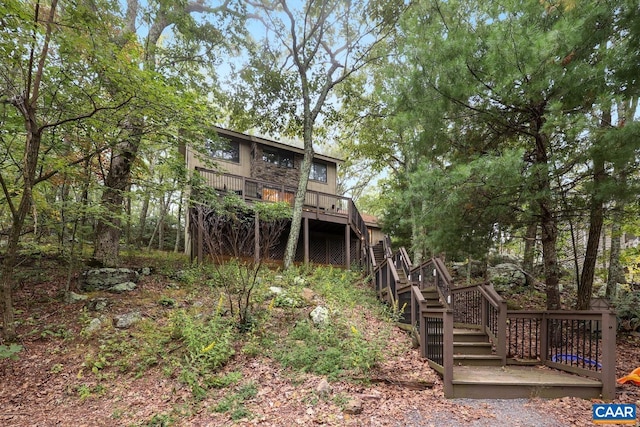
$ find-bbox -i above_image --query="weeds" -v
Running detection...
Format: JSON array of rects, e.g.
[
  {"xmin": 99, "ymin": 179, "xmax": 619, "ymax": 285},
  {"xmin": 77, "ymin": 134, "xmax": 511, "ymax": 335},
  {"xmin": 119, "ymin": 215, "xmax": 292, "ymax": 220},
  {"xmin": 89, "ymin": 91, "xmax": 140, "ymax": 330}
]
[
  {"xmin": 0, "ymin": 344, "xmax": 23, "ymax": 360},
  {"xmin": 213, "ymin": 381, "xmax": 258, "ymax": 421}
]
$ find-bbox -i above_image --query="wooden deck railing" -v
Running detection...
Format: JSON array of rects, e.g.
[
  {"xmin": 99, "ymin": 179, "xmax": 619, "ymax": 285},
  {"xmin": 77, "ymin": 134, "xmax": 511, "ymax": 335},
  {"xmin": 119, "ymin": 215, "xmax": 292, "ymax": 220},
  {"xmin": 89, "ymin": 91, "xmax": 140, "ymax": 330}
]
[
  {"xmin": 196, "ymin": 167, "xmax": 355, "ymax": 221},
  {"xmin": 370, "ymin": 247, "xmax": 617, "ymax": 400},
  {"xmin": 193, "ymin": 167, "xmax": 372, "ymax": 267}
]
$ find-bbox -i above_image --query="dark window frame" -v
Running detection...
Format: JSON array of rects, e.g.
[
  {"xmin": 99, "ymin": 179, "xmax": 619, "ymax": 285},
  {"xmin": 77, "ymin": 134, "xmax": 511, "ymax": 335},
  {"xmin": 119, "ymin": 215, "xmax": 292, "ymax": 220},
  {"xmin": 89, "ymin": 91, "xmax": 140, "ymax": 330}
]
[
  {"xmin": 262, "ymin": 147, "xmax": 294, "ymax": 168},
  {"xmin": 309, "ymin": 161, "xmax": 328, "ymax": 183},
  {"xmin": 207, "ymin": 138, "xmax": 240, "ymax": 163}
]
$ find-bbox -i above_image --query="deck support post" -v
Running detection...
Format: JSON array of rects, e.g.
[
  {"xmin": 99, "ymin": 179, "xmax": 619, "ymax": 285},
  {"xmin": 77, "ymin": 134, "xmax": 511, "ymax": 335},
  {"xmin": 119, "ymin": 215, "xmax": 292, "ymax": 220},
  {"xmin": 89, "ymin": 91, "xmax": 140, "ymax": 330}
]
[
  {"xmin": 601, "ymin": 311, "xmax": 617, "ymax": 400},
  {"xmin": 345, "ymin": 225, "xmax": 351, "ymax": 270},
  {"xmin": 443, "ymin": 309, "xmax": 454, "ymax": 398}
]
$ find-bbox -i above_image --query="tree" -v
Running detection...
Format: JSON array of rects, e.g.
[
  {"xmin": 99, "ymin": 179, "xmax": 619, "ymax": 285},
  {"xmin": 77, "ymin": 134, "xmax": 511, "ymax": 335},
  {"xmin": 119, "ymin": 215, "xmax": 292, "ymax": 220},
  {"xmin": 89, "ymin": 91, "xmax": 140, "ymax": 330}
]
[
  {"xmin": 362, "ymin": 0, "xmax": 630, "ymax": 309},
  {"xmin": 0, "ymin": 0, "xmax": 138, "ymax": 340},
  {"xmin": 229, "ymin": 0, "xmax": 403, "ymax": 268},
  {"xmin": 92, "ymin": 0, "xmax": 242, "ymax": 266}
]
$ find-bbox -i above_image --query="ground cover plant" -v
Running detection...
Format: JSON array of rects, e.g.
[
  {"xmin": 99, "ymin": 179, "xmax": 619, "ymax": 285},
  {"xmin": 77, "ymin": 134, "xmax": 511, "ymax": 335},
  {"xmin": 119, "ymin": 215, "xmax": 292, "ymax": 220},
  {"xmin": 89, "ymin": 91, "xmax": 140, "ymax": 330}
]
[{"xmin": 1, "ymin": 250, "xmax": 639, "ymax": 426}]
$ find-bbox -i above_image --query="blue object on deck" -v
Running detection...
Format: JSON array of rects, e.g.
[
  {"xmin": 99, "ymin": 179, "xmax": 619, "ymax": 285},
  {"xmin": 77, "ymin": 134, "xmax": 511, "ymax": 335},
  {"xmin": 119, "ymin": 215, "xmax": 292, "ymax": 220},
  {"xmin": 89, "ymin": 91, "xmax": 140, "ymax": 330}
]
[{"xmin": 552, "ymin": 354, "xmax": 602, "ymax": 369}]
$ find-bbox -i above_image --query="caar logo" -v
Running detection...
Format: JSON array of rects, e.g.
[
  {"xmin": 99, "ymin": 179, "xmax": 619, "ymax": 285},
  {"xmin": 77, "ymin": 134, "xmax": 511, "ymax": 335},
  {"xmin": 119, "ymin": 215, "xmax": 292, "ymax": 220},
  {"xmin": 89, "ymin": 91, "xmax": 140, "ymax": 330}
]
[{"xmin": 592, "ymin": 403, "xmax": 636, "ymax": 424}]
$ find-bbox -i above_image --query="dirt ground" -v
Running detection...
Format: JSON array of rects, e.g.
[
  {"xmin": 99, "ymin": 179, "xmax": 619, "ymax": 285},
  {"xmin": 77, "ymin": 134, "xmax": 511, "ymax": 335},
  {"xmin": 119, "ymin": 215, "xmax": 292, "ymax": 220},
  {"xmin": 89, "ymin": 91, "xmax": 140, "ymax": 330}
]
[{"xmin": 1, "ymin": 265, "xmax": 639, "ymax": 427}]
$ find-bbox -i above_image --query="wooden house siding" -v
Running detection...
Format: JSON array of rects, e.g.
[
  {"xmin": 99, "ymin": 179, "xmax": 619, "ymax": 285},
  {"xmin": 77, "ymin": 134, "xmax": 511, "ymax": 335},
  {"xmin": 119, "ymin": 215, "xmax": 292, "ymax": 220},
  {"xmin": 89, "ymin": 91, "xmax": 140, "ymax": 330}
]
[{"xmin": 183, "ymin": 126, "xmax": 379, "ymax": 268}]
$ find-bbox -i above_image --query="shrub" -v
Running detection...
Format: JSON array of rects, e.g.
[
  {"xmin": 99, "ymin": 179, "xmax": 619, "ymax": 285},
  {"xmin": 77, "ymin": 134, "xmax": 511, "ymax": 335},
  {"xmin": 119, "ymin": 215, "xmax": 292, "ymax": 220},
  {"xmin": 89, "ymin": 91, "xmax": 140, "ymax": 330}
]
[
  {"xmin": 614, "ymin": 290, "xmax": 640, "ymax": 332},
  {"xmin": 171, "ymin": 309, "xmax": 236, "ymax": 397}
]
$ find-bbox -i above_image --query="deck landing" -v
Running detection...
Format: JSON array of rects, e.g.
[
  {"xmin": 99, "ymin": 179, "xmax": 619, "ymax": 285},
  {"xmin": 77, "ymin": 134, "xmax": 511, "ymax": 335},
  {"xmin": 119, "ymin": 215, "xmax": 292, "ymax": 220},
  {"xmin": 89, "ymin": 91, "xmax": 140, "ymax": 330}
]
[{"xmin": 452, "ymin": 365, "xmax": 603, "ymax": 399}]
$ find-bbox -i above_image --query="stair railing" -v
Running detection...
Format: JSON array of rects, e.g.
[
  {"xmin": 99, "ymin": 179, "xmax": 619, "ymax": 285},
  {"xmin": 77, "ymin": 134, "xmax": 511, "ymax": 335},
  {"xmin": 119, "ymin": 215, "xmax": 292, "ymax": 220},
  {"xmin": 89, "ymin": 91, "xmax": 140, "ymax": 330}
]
[
  {"xmin": 450, "ymin": 282, "xmax": 507, "ymax": 364},
  {"xmin": 409, "ymin": 257, "xmax": 454, "ymax": 307},
  {"xmin": 394, "ymin": 247, "xmax": 412, "ymax": 281}
]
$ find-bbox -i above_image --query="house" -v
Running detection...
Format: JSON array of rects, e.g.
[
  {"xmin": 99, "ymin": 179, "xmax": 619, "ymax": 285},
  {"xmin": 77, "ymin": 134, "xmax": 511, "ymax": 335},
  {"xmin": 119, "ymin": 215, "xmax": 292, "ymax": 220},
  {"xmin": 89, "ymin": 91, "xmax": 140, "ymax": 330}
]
[{"xmin": 182, "ymin": 126, "xmax": 381, "ymax": 268}]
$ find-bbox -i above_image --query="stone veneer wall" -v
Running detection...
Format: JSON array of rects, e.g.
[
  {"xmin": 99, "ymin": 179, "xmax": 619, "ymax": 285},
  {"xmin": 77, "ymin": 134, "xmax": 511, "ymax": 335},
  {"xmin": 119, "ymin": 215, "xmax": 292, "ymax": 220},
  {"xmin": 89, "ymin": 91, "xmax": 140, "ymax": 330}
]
[{"xmin": 251, "ymin": 145, "xmax": 302, "ymax": 187}]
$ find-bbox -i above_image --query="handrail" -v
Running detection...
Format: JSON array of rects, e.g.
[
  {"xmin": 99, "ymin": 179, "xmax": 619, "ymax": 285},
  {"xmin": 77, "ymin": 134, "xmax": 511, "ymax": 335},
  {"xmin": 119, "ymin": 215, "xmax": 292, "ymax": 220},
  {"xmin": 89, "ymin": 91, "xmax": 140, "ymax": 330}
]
[
  {"xmin": 195, "ymin": 166, "xmax": 353, "ymax": 218},
  {"xmin": 396, "ymin": 247, "xmax": 412, "ymax": 279},
  {"xmin": 368, "ymin": 245, "xmax": 377, "ymax": 269},
  {"xmin": 371, "ymin": 247, "xmax": 616, "ymax": 400}
]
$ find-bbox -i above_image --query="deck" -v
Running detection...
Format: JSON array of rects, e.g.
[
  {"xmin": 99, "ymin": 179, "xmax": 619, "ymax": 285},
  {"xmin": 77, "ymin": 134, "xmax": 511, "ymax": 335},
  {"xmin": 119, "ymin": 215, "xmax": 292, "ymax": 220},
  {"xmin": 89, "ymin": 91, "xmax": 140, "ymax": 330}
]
[
  {"xmin": 451, "ymin": 365, "xmax": 603, "ymax": 399},
  {"xmin": 190, "ymin": 167, "xmax": 370, "ymax": 267},
  {"xmin": 368, "ymin": 240, "xmax": 617, "ymax": 400}
]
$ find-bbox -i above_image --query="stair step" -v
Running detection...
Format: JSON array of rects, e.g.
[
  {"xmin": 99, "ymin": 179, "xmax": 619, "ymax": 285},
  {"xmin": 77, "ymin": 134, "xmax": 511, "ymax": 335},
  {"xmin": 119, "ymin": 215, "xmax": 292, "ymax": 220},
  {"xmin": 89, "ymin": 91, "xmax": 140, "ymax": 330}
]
[
  {"xmin": 450, "ymin": 365, "xmax": 603, "ymax": 399},
  {"xmin": 453, "ymin": 329, "xmax": 489, "ymax": 343},
  {"xmin": 453, "ymin": 342, "xmax": 493, "ymax": 355},
  {"xmin": 453, "ymin": 354, "xmax": 503, "ymax": 366}
]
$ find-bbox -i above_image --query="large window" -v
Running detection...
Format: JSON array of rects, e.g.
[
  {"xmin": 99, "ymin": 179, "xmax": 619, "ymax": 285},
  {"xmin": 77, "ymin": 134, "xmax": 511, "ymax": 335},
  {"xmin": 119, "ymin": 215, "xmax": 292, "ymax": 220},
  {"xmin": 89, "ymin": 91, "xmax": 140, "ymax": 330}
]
[
  {"xmin": 262, "ymin": 147, "xmax": 294, "ymax": 168},
  {"xmin": 310, "ymin": 162, "xmax": 327, "ymax": 183},
  {"xmin": 207, "ymin": 138, "xmax": 240, "ymax": 163}
]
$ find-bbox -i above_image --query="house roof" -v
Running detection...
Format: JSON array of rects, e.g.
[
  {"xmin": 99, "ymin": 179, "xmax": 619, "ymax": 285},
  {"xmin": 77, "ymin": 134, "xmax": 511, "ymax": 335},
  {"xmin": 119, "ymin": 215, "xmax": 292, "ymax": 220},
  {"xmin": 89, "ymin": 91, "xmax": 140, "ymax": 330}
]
[
  {"xmin": 361, "ymin": 212, "xmax": 380, "ymax": 228},
  {"xmin": 214, "ymin": 126, "xmax": 343, "ymax": 165}
]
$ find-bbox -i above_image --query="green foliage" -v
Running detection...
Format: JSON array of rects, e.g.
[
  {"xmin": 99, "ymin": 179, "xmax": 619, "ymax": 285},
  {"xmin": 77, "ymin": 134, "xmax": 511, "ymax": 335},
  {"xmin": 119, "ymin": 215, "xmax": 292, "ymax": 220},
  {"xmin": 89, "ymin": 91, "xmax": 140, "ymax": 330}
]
[
  {"xmin": 613, "ymin": 289, "xmax": 640, "ymax": 332},
  {"xmin": 170, "ymin": 309, "xmax": 235, "ymax": 397},
  {"xmin": 145, "ymin": 412, "xmax": 174, "ymax": 427},
  {"xmin": 272, "ymin": 266, "xmax": 388, "ymax": 379},
  {"xmin": 158, "ymin": 296, "xmax": 177, "ymax": 307},
  {"xmin": 0, "ymin": 344, "xmax": 23, "ymax": 360},
  {"xmin": 212, "ymin": 381, "xmax": 258, "ymax": 421},
  {"xmin": 208, "ymin": 260, "xmax": 265, "ymax": 331},
  {"xmin": 274, "ymin": 318, "xmax": 383, "ymax": 379},
  {"xmin": 75, "ymin": 383, "xmax": 106, "ymax": 400}
]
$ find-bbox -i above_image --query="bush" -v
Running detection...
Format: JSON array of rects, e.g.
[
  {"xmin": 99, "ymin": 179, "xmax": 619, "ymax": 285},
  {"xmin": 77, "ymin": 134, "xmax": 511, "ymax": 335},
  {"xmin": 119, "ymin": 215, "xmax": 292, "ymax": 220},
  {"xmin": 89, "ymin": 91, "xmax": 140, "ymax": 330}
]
[
  {"xmin": 614, "ymin": 290, "xmax": 640, "ymax": 332},
  {"xmin": 170, "ymin": 309, "xmax": 236, "ymax": 398}
]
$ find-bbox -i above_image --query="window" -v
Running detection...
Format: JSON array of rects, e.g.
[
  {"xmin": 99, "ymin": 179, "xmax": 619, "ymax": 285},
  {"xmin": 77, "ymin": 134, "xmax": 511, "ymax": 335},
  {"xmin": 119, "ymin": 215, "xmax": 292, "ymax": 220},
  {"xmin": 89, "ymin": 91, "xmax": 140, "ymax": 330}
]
[
  {"xmin": 207, "ymin": 138, "xmax": 240, "ymax": 163},
  {"xmin": 262, "ymin": 147, "xmax": 294, "ymax": 168},
  {"xmin": 310, "ymin": 162, "xmax": 327, "ymax": 183}
]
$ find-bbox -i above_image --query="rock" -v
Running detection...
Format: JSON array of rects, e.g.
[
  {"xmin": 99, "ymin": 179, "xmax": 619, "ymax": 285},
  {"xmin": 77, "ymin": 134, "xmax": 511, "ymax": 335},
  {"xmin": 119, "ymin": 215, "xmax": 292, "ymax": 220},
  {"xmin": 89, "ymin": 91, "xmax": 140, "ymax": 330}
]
[
  {"xmin": 84, "ymin": 317, "xmax": 104, "ymax": 334},
  {"xmin": 114, "ymin": 311, "xmax": 142, "ymax": 329},
  {"xmin": 343, "ymin": 398, "xmax": 363, "ymax": 415},
  {"xmin": 108, "ymin": 282, "xmax": 137, "ymax": 293},
  {"xmin": 141, "ymin": 267, "xmax": 151, "ymax": 276},
  {"xmin": 316, "ymin": 378, "xmax": 332, "ymax": 397},
  {"xmin": 300, "ymin": 288, "xmax": 316, "ymax": 304},
  {"xmin": 487, "ymin": 252, "xmax": 521, "ymax": 266},
  {"xmin": 488, "ymin": 263, "xmax": 527, "ymax": 292},
  {"xmin": 310, "ymin": 306, "xmax": 329, "ymax": 327},
  {"xmin": 293, "ymin": 276, "xmax": 305, "ymax": 286},
  {"xmin": 69, "ymin": 292, "xmax": 88, "ymax": 302},
  {"xmin": 82, "ymin": 268, "xmax": 139, "ymax": 291},
  {"xmin": 86, "ymin": 298, "xmax": 110, "ymax": 312},
  {"xmin": 269, "ymin": 286, "xmax": 284, "ymax": 295},
  {"xmin": 452, "ymin": 260, "xmax": 485, "ymax": 279}
]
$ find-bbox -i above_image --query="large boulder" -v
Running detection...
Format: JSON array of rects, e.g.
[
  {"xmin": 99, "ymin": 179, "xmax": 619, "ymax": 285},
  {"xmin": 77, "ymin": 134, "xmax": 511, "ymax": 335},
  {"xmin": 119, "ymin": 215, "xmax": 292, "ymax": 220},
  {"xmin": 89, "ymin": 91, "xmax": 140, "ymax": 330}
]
[
  {"xmin": 488, "ymin": 263, "xmax": 527, "ymax": 292},
  {"xmin": 81, "ymin": 268, "xmax": 139, "ymax": 292},
  {"xmin": 452, "ymin": 260, "xmax": 486, "ymax": 279}
]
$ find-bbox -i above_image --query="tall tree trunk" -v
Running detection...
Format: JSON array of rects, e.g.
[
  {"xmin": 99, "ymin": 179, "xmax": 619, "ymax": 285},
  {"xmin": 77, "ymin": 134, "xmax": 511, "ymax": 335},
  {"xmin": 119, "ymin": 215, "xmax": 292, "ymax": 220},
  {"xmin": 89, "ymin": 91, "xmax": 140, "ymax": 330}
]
[
  {"xmin": 124, "ymin": 183, "xmax": 132, "ymax": 247},
  {"xmin": 94, "ymin": 138, "xmax": 139, "ymax": 266},
  {"xmin": 522, "ymin": 221, "xmax": 537, "ymax": 286},
  {"xmin": 606, "ymin": 219, "xmax": 624, "ymax": 300},
  {"xmin": 411, "ymin": 202, "xmax": 424, "ymax": 266},
  {"xmin": 1, "ymin": 1, "xmax": 58, "ymax": 341},
  {"xmin": 532, "ymin": 111, "xmax": 561, "ymax": 310},
  {"xmin": 2, "ymin": 129, "xmax": 44, "ymax": 341},
  {"xmin": 137, "ymin": 193, "xmax": 150, "ymax": 245},
  {"xmin": 577, "ymin": 106, "xmax": 610, "ymax": 310},
  {"xmin": 283, "ymin": 143, "xmax": 313, "ymax": 268},
  {"xmin": 606, "ymin": 98, "xmax": 635, "ymax": 299}
]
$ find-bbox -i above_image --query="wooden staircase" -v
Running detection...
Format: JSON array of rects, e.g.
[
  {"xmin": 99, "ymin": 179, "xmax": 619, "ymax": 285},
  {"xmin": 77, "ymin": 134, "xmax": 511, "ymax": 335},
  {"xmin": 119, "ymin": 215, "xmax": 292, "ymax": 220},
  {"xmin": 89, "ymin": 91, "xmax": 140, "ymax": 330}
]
[
  {"xmin": 369, "ymin": 244, "xmax": 616, "ymax": 399},
  {"xmin": 416, "ymin": 287, "xmax": 605, "ymax": 398}
]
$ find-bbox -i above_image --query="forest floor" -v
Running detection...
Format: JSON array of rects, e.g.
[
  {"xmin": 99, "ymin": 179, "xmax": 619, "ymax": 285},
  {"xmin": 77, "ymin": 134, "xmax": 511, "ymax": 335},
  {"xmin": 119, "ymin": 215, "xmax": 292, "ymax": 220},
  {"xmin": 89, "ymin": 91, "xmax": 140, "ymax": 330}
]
[{"xmin": 1, "ymin": 254, "xmax": 639, "ymax": 427}]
